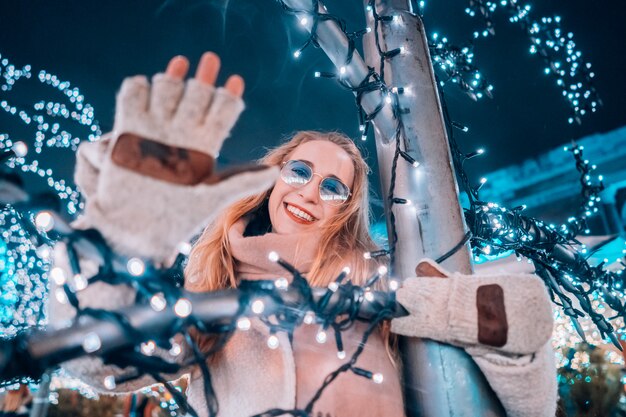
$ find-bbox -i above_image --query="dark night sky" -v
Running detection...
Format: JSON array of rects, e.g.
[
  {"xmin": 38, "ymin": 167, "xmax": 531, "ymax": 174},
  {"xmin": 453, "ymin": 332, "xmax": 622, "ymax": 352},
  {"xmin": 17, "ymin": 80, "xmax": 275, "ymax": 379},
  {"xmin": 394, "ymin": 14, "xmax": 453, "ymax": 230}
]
[{"xmin": 1, "ymin": 0, "xmax": 625, "ymax": 213}]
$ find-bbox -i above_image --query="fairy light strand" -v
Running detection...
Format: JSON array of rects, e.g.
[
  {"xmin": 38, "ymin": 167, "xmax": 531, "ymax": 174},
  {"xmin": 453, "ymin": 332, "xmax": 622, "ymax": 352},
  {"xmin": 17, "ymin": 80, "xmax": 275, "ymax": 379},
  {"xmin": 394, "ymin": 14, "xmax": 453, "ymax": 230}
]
[{"xmin": 464, "ymin": 0, "xmax": 600, "ymax": 123}]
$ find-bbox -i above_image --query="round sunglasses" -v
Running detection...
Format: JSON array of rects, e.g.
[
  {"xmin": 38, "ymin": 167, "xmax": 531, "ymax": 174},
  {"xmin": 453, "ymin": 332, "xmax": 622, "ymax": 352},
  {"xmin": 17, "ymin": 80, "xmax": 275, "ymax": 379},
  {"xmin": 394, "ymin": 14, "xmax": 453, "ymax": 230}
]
[{"xmin": 280, "ymin": 160, "xmax": 351, "ymax": 206}]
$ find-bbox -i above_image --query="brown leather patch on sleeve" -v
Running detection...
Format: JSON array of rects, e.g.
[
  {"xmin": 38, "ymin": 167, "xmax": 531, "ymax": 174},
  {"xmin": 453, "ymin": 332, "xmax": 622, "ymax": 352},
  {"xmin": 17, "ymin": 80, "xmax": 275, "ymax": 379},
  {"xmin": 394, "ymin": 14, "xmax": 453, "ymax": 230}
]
[{"xmin": 476, "ymin": 284, "xmax": 508, "ymax": 347}]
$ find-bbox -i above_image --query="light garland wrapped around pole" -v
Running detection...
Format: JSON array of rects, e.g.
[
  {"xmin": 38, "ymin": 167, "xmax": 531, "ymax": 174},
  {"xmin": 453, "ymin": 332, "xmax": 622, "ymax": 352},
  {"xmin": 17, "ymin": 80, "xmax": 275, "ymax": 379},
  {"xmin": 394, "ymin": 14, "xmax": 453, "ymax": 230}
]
[
  {"xmin": 362, "ymin": 1, "xmax": 504, "ymax": 416},
  {"xmin": 280, "ymin": 0, "xmax": 504, "ymax": 415}
]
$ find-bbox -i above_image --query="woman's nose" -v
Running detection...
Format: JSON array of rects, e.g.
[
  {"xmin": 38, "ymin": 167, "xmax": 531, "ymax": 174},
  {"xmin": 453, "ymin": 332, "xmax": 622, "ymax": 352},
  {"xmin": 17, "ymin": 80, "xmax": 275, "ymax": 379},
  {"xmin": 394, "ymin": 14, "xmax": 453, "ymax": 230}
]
[{"xmin": 298, "ymin": 177, "xmax": 320, "ymax": 203}]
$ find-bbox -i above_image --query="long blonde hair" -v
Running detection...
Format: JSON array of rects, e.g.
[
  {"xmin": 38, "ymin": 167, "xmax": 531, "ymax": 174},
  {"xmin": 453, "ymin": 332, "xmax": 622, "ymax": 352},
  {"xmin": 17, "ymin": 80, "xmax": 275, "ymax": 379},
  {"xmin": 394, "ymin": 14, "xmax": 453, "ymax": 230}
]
[{"xmin": 185, "ymin": 130, "xmax": 381, "ymax": 291}]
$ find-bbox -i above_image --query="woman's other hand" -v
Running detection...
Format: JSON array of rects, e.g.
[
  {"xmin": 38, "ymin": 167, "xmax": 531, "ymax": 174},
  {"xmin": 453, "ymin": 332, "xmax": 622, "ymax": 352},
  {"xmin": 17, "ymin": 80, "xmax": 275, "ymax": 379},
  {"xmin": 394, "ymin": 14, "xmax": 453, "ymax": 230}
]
[{"xmin": 73, "ymin": 52, "xmax": 278, "ymax": 263}]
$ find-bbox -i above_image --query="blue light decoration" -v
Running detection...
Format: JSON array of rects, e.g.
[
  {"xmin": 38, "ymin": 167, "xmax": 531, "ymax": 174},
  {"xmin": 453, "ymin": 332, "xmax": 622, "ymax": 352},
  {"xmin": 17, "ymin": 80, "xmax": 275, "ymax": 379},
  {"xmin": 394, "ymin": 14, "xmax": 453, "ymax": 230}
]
[
  {"xmin": 0, "ymin": 52, "xmax": 101, "ymax": 216},
  {"xmin": 0, "ymin": 238, "xmax": 18, "ymax": 327},
  {"xmin": 0, "ymin": 52, "xmax": 101, "ymax": 336},
  {"xmin": 464, "ymin": 0, "xmax": 601, "ymax": 124},
  {"xmin": 429, "ymin": 33, "xmax": 494, "ymax": 101},
  {"xmin": 0, "ymin": 207, "xmax": 50, "ymax": 337}
]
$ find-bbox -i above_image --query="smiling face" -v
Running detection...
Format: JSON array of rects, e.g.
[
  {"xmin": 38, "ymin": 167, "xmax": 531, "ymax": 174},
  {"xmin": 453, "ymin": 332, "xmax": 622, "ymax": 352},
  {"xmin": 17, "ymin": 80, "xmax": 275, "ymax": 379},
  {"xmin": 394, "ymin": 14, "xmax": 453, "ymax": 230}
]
[{"xmin": 268, "ymin": 140, "xmax": 355, "ymax": 234}]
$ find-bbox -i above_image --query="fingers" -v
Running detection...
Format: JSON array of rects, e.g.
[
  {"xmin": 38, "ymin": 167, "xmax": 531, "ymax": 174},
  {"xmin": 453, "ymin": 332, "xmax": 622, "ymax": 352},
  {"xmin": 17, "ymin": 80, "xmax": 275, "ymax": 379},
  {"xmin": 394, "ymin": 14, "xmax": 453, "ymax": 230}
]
[
  {"xmin": 224, "ymin": 75, "xmax": 245, "ymax": 97},
  {"xmin": 165, "ymin": 56, "xmax": 190, "ymax": 79},
  {"xmin": 166, "ymin": 52, "xmax": 244, "ymax": 97},
  {"xmin": 195, "ymin": 52, "xmax": 220, "ymax": 85}
]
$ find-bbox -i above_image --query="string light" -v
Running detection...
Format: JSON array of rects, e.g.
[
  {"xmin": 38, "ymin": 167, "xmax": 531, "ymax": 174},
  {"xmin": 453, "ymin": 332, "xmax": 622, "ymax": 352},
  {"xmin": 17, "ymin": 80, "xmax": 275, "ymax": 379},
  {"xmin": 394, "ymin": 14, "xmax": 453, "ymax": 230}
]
[
  {"xmin": 173, "ymin": 298, "xmax": 192, "ymax": 318},
  {"xmin": 150, "ymin": 293, "xmax": 167, "ymax": 312},
  {"xmin": 82, "ymin": 332, "xmax": 102, "ymax": 353},
  {"xmin": 464, "ymin": 1, "xmax": 600, "ymax": 123},
  {"xmin": 251, "ymin": 299, "xmax": 265, "ymax": 314},
  {"xmin": 127, "ymin": 258, "xmax": 145, "ymax": 276},
  {"xmin": 267, "ymin": 335, "xmax": 280, "ymax": 349},
  {"xmin": 236, "ymin": 317, "xmax": 252, "ymax": 331}
]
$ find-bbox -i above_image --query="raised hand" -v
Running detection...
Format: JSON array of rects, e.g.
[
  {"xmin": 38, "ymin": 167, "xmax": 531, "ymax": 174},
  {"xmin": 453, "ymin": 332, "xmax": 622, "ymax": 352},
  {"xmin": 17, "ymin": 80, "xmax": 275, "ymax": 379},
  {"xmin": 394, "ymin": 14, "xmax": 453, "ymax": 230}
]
[{"xmin": 74, "ymin": 52, "xmax": 278, "ymax": 263}]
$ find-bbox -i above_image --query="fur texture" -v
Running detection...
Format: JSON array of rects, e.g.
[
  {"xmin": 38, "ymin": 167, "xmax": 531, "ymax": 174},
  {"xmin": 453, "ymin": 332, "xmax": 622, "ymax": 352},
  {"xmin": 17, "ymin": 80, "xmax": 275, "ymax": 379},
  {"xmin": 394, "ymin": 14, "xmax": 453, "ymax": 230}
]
[{"xmin": 391, "ymin": 259, "xmax": 558, "ymax": 416}]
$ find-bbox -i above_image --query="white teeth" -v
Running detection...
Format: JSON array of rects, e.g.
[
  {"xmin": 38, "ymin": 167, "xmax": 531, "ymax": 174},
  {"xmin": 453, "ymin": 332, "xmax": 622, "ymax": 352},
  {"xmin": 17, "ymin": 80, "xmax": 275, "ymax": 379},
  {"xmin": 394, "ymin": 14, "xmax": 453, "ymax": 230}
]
[{"xmin": 286, "ymin": 204, "xmax": 314, "ymax": 222}]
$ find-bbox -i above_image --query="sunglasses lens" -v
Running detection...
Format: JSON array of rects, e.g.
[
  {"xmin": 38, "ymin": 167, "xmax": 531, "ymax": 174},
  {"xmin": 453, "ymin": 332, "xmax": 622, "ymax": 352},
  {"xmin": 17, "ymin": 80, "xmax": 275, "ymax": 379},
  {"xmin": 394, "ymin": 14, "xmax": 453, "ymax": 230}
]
[
  {"xmin": 320, "ymin": 178, "xmax": 350, "ymax": 205},
  {"xmin": 281, "ymin": 160, "xmax": 312, "ymax": 186}
]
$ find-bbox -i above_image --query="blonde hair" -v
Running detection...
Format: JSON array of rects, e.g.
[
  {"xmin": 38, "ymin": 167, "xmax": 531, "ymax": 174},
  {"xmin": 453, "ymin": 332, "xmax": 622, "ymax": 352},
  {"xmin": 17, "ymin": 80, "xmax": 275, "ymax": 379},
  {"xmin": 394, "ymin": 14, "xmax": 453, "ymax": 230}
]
[{"xmin": 185, "ymin": 130, "xmax": 381, "ymax": 291}]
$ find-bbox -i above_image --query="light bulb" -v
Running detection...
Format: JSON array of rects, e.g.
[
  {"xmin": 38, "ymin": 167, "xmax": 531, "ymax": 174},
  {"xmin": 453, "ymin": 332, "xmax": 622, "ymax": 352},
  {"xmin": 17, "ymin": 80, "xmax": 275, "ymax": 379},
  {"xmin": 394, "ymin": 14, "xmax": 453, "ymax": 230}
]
[
  {"xmin": 174, "ymin": 298, "xmax": 192, "ymax": 318},
  {"xmin": 251, "ymin": 299, "xmax": 265, "ymax": 314},
  {"xmin": 267, "ymin": 335, "xmax": 280, "ymax": 349},
  {"xmin": 127, "ymin": 258, "xmax": 145, "ymax": 276},
  {"xmin": 150, "ymin": 293, "xmax": 167, "ymax": 312},
  {"xmin": 35, "ymin": 211, "xmax": 54, "ymax": 232},
  {"xmin": 237, "ymin": 317, "xmax": 251, "ymax": 331}
]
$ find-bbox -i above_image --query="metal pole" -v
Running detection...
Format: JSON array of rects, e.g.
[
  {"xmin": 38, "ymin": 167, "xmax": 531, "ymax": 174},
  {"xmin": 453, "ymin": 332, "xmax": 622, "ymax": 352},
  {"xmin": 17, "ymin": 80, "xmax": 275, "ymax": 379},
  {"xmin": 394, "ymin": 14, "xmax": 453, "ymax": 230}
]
[{"xmin": 361, "ymin": 1, "xmax": 505, "ymax": 416}]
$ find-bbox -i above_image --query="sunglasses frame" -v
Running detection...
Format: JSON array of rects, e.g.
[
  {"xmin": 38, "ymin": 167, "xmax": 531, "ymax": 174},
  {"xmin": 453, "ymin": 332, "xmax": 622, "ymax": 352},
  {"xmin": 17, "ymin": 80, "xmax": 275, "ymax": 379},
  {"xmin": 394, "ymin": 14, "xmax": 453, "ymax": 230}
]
[{"xmin": 280, "ymin": 160, "xmax": 352, "ymax": 206}]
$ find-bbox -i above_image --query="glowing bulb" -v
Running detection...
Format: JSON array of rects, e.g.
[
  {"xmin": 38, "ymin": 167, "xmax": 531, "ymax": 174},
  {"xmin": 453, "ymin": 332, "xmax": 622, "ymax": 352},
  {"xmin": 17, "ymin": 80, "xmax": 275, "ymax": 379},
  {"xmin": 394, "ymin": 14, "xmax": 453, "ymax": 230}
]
[
  {"xmin": 177, "ymin": 242, "xmax": 192, "ymax": 256},
  {"xmin": 300, "ymin": 17, "xmax": 308, "ymax": 25},
  {"xmin": 73, "ymin": 274, "xmax": 88, "ymax": 291},
  {"xmin": 150, "ymin": 293, "xmax": 167, "ymax": 311},
  {"xmin": 373, "ymin": 373, "xmax": 384, "ymax": 384},
  {"xmin": 35, "ymin": 211, "xmax": 54, "ymax": 232},
  {"xmin": 328, "ymin": 282, "xmax": 339, "ymax": 292},
  {"xmin": 174, "ymin": 298, "xmax": 192, "ymax": 318},
  {"xmin": 480, "ymin": 177, "xmax": 488, "ymax": 184},
  {"xmin": 251, "ymin": 299, "xmax": 265, "ymax": 314},
  {"xmin": 477, "ymin": 148, "xmax": 485, "ymax": 154},
  {"xmin": 127, "ymin": 258, "xmax": 145, "ymax": 276},
  {"xmin": 141, "ymin": 341, "xmax": 156, "ymax": 356},
  {"xmin": 169, "ymin": 343, "xmax": 182, "ymax": 356},
  {"xmin": 304, "ymin": 311, "xmax": 315, "ymax": 325},
  {"xmin": 55, "ymin": 288, "xmax": 68, "ymax": 304},
  {"xmin": 342, "ymin": 266, "xmax": 351, "ymax": 274},
  {"xmin": 361, "ymin": 135, "xmax": 367, "ymax": 141},
  {"xmin": 104, "ymin": 376, "xmax": 116, "ymax": 390},
  {"xmin": 314, "ymin": 71, "xmax": 321, "ymax": 78},
  {"xmin": 316, "ymin": 330, "xmax": 327, "ymax": 344},
  {"xmin": 392, "ymin": 15, "xmax": 401, "ymax": 24},
  {"xmin": 37, "ymin": 245, "xmax": 51, "ymax": 261},
  {"xmin": 399, "ymin": 46, "xmax": 406, "ymax": 54},
  {"xmin": 377, "ymin": 265, "xmax": 388, "ymax": 275},
  {"xmin": 12, "ymin": 141, "xmax": 27, "ymax": 157},
  {"xmin": 339, "ymin": 66, "xmax": 346, "ymax": 75},
  {"xmin": 389, "ymin": 280, "xmax": 399, "ymax": 291},
  {"xmin": 385, "ymin": 94, "xmax": 392, "ymax": 104},
  {"xmin": 363, "ymin": 252, "xmax": 372, "ymax": 259},
  {"xmin": 50, "ymin": 267, "xmax": 66, "ymax": 285},
  {"xmin": 267, "ymin": 335, "xmax": 280, "ymax": 349},
  {"xmin": 237, "ymin": 317, "xmax": 251, "ymax": 331},
  {"xmin": 82, "ymin": 332, "xmax": 102, "ymax": 353},
  {"xmin": 337, "ymin": 351, "xmax": 346, "ymax": 359},
  {"xmin": 275, "ymin": 277, "xmax": 289, "ymax": 290},
  {"xmin": 268, "ymin": 251, "xmax": 279, "ymax": 262},
  {"xmin": 293, "ymin": 50, "xmax": 301, "ymax": 58},
  {"xmin": 364, "ymin": 291, "xmax": 374, "ymax": 302}
]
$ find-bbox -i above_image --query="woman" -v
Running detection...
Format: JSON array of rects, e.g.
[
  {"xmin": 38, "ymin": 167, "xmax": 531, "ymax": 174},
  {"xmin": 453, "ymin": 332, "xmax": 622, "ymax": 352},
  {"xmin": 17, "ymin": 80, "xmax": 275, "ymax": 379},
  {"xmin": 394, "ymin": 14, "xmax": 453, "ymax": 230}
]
[
  {"xmin": 184, "ymin": 129, "xmax": 406, "ymax": 416},
  {"xmin": 50, "ymin": 52, "xmax": 556, "ymax": 417}
]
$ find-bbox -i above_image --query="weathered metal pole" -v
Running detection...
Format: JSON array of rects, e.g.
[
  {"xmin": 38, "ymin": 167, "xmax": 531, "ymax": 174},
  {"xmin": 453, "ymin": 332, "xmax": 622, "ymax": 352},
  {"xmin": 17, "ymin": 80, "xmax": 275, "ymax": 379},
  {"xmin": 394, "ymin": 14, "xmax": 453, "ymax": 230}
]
[
  {"xmin": 279, "ymin": 0, "xmax": 504, "ymax": 414},
  {"xmin": 361, "ymin": 1, "xmax": 506, "ymax": 416}
]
